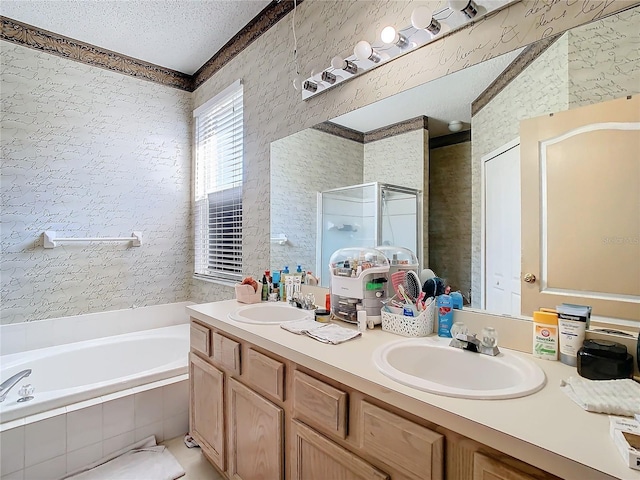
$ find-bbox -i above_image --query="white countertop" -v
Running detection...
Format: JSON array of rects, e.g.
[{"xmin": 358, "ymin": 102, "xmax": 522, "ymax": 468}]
[{"xmin": 188, "ymin": 300, "xmax": 640, "ymax": 480}]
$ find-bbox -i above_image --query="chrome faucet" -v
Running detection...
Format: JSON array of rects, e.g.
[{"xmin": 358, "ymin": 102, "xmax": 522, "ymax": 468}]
[
  {"xmin": 449, "ymin": 323, "xmax": 500, "ymax": 356},
  {"xmin": 0, "ymin": 369, "xmax": 31, "ymax": 402}
]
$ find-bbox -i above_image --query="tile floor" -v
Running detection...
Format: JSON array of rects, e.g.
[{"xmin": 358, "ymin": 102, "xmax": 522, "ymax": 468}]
[{"xmin": 163, "ymin": 436, "xmax": 224, "ymax": 480}]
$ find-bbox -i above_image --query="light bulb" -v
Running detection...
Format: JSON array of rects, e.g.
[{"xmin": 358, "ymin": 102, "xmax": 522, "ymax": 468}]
[
  {"xmin": 354, "ymin": 40, "xmax": 381, "ymax": 63},
  {"xmin": 380, "ymin": 26, "xmax": 409, "ymax": 48},
  {"xmin": 331, "ymin": 56, "xmax": 357, "ymax": 74},
  {"xmin": 381, "ymin": 26, "xmax": 397, "ymax": 44},
  {"xmin": 448, "ymin": 120, "xmax": 463, "ymax": 132},
  {"xmin": 448, "ymin": 0, "xmax": 478, "ymax": 19},
  {"xmin": 411, "ymin": 6, "xmax": 441, "ymax": 35},
  {"xmin": 292, "ymin": 74, "xmax": 304, "ymax": 91},
  {"xmin": 331, "ymin": 56, "xmax": 345, "ymax": 70}
]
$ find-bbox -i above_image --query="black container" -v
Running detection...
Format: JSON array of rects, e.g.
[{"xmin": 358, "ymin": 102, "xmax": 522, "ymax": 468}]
[{"xmin": 577, "ymin": 339, "xmax": 634, "ymax": 380}]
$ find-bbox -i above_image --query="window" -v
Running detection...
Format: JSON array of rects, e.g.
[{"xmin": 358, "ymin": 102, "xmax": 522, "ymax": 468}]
[{"xmin": 193, "ymin": 80, "xmax": 243, "ymax": 283}]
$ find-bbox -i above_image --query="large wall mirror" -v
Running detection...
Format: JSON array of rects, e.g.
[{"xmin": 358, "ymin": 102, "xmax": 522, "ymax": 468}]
[{"xmin": 270, "ymin": 6, "xmax": 640, "ymax": 323}]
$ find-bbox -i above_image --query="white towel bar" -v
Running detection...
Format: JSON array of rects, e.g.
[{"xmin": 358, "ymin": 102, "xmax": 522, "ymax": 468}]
[
  {"xmin": 270, "ymin": 234, "xmax": 288, "ymax": 245},
  {"xmin": 43, "ymin": 231, "xmax": 142, "ymax": 249}
]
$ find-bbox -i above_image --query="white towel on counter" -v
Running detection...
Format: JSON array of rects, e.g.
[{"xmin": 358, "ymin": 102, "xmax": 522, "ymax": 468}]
[
  {"xmin": 560, "ymin": 376, "xmax": 640, "ymax": 417},
  {"xmin": 280, "ymin": 319, "xmax": 361, "ymax": 344},
  {"xmin": 280, "ymin": 318, "xmax": 325, "ymax": 335},
  {"xmin": 305, "ymin": 323, "xmax": 361, "ymax": 344}
]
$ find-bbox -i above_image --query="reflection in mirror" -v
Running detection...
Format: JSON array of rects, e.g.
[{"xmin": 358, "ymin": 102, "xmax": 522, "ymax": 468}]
[{"xmin": 270, "ymin": 6, "xmax": 640, "ymax": 322}]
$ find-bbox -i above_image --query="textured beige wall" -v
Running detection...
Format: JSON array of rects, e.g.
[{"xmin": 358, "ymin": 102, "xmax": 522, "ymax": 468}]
[
  {"xmin": 470, "ymin": 7, "xmax": 640, "ymax": 308},
  {"xmin": 1, "ymin": 0, "xmax": 633, "ymax": 319},
  {"xmin": 270, "ymin": 129, "xmax": 363, "ymax": 274},
  {"xmin": 0, "ymin": 42, "xmax": 192, "ymax": 324},
  {"xmin": 429, "ymin": 141, "xmax": 472, "ymax": 299},
  {"xmin": 190, "ymin": 0, "xmax": 632, "ymax": 303}
]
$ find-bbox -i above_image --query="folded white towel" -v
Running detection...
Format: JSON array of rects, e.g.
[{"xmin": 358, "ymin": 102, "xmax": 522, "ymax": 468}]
[
  {"xmin": 280, "ymin": 318, "xmax": 325, "ymax": 335},
  {"xmin": 305, "ymin": 323, "xmax": 361, "ymax": 344},
  {"xmin": 560, "ymin": 376, "xmax": 640, "ymax": 417},
  {"xmin": 280, "ymin": 320, "xmax": 361, "ymax": 344}
]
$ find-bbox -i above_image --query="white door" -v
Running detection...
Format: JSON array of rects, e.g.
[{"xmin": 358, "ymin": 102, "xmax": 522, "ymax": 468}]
[{"xmin": 484, "ymin": 141, "xmax": 521, "ymax": 316}]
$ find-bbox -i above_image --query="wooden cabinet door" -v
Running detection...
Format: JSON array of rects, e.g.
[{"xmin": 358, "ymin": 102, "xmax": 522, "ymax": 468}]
[
  {"xmin": 228, "ymin": 378, "xmax": 284, "ymax": 480},
  {"xmin": 189, "ymin": 353, "xmax": 225, "ymax": 471},
  {"xmin": 291, "ymin": 419, "xmax": 389, "ymax": 480},
  {"xmin": 473, "ymin": 453, "xmax": 537, "ymax": 480}
]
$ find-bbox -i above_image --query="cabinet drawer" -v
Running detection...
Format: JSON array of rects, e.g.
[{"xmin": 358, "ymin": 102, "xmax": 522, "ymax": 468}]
[
  {"xmin": 190, "ymin": 322, "xmax": 210, "ymax": 356},
  {"xmin": 359, "ymin": 400, "xmax": 444, "ymax": 480},
  {"xmin": 212, "ymin": 332, "xmax": 241, "ymax": 375},
  {"xmin": 291, "ymin": 420, "xmax": 389, "ymax": 480},
  {"xmin": 293, "ymin": 370, "xmax": 348, "ymax": 439},
  {"xmin": 247, "ymin": 348, "xmax": 285, "ymax": 401}
]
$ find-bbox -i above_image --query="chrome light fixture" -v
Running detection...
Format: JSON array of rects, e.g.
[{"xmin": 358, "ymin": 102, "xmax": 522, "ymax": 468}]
[
  {"xmin": 380, "ymin": 26, "xmax": 409, "ymax": 48},
  {"xmin": 411, "ymin": 6, "xmax": 441, "ymax": 36},
  {"xmin": 448, "ymin": 0, "xmax": 478, "ymax": 19},
  {"xmin": 331, "ymin": 56, "xmax": 358, "ymax": 74},
  {"xmin": 354, "ymin": 40, "xmax": 381, "ymax": 63}
]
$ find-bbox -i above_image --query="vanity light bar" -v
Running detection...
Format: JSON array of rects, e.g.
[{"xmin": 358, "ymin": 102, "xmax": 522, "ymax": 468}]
[{"xmin": 300, "ymin": 1, "xmax": 499, "ymax": 100}]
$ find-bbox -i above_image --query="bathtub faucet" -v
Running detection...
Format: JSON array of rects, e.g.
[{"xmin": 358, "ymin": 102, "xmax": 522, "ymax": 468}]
[{"xmin": 0, "ymin": 369, "xmax": 32, "ymax": 402}]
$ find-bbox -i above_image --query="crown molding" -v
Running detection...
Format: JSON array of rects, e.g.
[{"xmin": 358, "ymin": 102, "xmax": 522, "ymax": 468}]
[
  {"xmin": 471, "ymin": 35, "xmax": 559, "ymax": 116},
  {"xmin": 1, "ymin": 0, "xmax": 300, "ymax": 92},
  {"xmin": 193, "ymin": 0, "xmax": 301, "ymax": 90},
  {"xmin": 364, "ymin": 116, "xmax": 428, "ymax": 144},
  {"xmin": 1, "ymin": 16, "xmax": 193, "ymax": 91}
]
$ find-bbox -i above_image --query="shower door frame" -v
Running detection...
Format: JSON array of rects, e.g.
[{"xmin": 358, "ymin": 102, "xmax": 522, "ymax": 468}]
[{"xmin": 316, "ymin": 182, "xmax": 423, "ymax": 284}]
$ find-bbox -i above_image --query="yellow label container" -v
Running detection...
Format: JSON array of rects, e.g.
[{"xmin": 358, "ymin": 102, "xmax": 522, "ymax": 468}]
[{"xmin": 532, "ymin": 310, "xmax": 558, "ymax": 360}]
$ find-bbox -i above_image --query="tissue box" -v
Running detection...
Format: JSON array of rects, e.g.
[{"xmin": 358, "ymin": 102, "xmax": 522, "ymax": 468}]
[
  {"xmin": 235, "ymin": 283, "xmax": 262, "ymax": 304},
  {"xmin": 610, "ymin": 416, "xmax": 640, "ymax": 470}
]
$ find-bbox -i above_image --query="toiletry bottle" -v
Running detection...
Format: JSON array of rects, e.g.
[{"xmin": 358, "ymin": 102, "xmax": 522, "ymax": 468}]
[
  {"xmin": 436, "ymin": 294, "xmax": 454, "ymax": 337},
  {"xmin": 557, "ymin": 304, "xmax": 589, "ymax": 366},
  {"xmin": 261, "ymin": 271, "xmax": 269, "ymax": 301},
  {"xmin": 450, "ymin": 291, "xmax": 463, "ymax": 309},
  {"xmin": 283, "ymin": 266, "xmax": 290, "ymax": 274},
  {"xmin": 532, "ymin": 310, "xmax": 558, "ymax": 360},
  {"xmin": 357, "ymin": 307, "xmax": 367, "ymax": 333}
]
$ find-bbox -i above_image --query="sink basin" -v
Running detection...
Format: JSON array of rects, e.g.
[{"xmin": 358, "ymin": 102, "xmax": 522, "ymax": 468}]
[
  {"xmin": 373, "ymin": 337, "xmax": 546, "ymax": 399},
  {"xmin": 228, "ymin": 303, "xmax": 313, "ymax": 324}
]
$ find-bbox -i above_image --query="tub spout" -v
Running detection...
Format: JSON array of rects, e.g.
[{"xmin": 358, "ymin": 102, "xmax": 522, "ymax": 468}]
[{"xmin": 0, "ymin": 369, "xmax": 31, "ymax": 402}]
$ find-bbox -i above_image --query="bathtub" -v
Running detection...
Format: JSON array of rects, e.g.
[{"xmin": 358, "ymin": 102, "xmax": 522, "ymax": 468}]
[{"xmin": 0, "ymin": 324, "xmax": 189, "ymax": 424}]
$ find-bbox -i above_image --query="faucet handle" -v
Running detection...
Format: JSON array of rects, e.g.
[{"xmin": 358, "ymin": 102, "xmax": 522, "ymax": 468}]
[
  {"xmin": 481, "ymin": 326, "xmax": 498, "ymax": 348},
  {"xmin": 17, "ymin": 384, "xmax": 34, "ymax": 403},
  {"xmin": 450, "ymin": 321, "xmax": 468, "ymax": 339}
]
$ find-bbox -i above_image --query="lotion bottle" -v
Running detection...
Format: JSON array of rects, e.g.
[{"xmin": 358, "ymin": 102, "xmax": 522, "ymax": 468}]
[{"xmin": 532, "ymin": 310, "xmax": 558, "ymax": 360}]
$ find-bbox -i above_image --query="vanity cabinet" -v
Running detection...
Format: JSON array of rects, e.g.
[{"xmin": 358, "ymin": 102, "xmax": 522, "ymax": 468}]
[
  {"xmin": 189, "ymin": 352, "xmax": 225, "ymax": 471},
  {"xmin": 473, "ymin": 452, "xmax": 537, "ymax": 480},
  {"xmin": 228, "ymin": 378, "xmax": 283, "ymax": 480},
  {"xmin": 189, "ymin": 318, "xmax": 560, "ymax": 480},
  {"xmin": 291, "ymin": 419, "xmax": 389, "ymax": 480}
]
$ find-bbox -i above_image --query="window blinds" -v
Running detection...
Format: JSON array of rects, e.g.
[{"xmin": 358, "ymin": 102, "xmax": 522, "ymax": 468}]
[{"xmin": 194, "ymin": 81, "xmax": 243, "ymax": 282}]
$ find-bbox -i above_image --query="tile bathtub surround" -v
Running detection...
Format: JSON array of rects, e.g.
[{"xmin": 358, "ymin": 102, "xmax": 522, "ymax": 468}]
[
  {"xmin": 0, "ymin": 41, "xmax": 192, "ymax": 325},
  {"xmin": 0, "ymin": 377, "xmax": 189, "ymax": 480},
  {"xmin": 0, "ymin": 301, "xmax": 194, "ymax": 356}
]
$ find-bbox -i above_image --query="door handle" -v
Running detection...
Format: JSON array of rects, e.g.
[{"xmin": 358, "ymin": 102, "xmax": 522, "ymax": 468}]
[{"xmin": 523, "ymin": 273, "xmax": 536, "ymax": 283}]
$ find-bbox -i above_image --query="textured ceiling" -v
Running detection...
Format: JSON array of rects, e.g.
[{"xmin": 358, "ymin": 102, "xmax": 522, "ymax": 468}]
[{"xmin": 0, "ymin": 0, "xmax": 271, "ymax": 74}]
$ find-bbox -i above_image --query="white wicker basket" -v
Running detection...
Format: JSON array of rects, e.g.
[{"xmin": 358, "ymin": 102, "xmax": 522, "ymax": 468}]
[{"xmin": 381, "ymin": 301, "xmax": 435, "ymax": 337}]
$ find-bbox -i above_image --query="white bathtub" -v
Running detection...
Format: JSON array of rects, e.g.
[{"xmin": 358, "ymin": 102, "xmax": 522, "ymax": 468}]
[{"xmin": 0, "ymin": 324, "xmax": 189, "ymax": 423}]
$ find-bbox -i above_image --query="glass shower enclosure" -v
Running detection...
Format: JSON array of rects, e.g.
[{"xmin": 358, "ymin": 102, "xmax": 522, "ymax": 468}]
[{"xmin": 316, "ymin": 182, "xmax": 422, "ymax": 287}]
